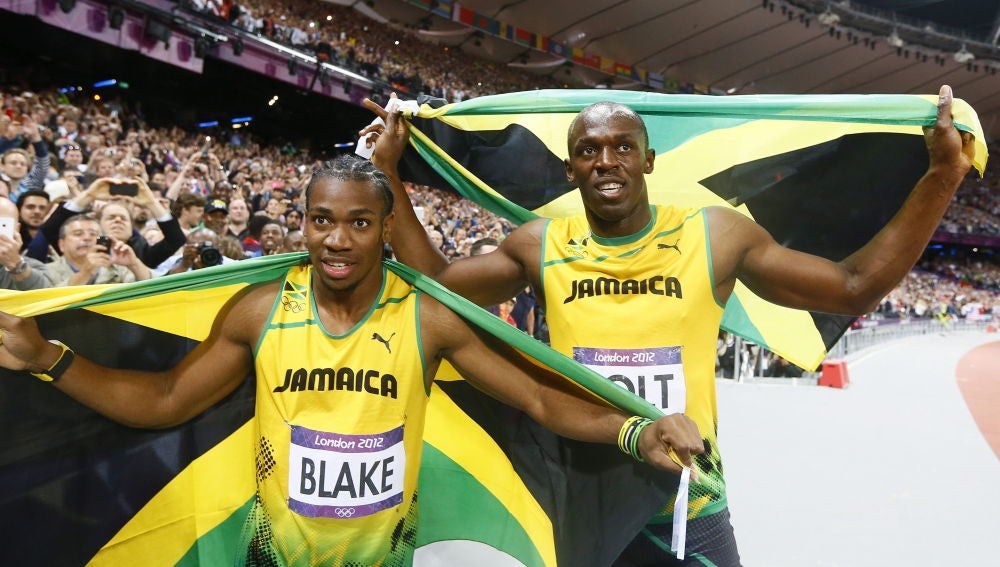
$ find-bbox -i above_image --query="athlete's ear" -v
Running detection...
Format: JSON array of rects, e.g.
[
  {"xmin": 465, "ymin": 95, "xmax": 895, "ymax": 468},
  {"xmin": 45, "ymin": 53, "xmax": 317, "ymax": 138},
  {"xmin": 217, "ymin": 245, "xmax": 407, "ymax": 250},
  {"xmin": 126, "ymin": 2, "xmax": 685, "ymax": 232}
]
[
  {"xmin": 381, "ymin": 211, "xmax": 394, "ymax": 243},
  {"xmin": 564, "ymin": 157, "xmax": 575, "ymax": 183},
  {"xmin": 644, "ymin": 148, "xmax": 655, "ymax": 175}
]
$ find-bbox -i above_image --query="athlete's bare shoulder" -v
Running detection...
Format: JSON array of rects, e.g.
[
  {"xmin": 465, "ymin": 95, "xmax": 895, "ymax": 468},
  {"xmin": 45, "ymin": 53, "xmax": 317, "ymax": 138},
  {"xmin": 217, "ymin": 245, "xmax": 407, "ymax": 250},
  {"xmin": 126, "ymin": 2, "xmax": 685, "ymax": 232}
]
[
  {"xmin": 217, "ymin": 279, "xmax": 283, "ymax": 347},
  {"xmin": 501, "ymin": 218, "xmax": 546, "ymax": 267}
]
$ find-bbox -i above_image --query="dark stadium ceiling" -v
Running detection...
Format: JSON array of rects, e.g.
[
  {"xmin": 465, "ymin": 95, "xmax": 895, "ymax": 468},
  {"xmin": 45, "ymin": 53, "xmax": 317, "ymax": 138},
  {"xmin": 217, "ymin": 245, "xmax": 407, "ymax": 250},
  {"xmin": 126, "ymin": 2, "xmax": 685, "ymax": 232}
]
[{"xmin": 371, "ymin": 0, "xmax": 1000, "ymax": 142}]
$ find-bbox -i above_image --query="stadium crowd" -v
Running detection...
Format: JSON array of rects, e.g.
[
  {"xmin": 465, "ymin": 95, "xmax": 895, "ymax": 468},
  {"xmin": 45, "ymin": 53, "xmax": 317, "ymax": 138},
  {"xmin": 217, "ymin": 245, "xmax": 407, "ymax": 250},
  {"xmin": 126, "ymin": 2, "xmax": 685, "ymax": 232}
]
[
  {"xmin": 2, "ymin": 81, "xmax": 996, "ymax": 339},
  {"xmin": 186, "ymin": 0, "xmax": 564, "ymax": 102},
  {"xmin": 3, "ymin": 0, "xmax": 999, "ymax": 375},
  {"xmin": 940, "ymin": 171, "xmax": 1000, "ymax": 236}
]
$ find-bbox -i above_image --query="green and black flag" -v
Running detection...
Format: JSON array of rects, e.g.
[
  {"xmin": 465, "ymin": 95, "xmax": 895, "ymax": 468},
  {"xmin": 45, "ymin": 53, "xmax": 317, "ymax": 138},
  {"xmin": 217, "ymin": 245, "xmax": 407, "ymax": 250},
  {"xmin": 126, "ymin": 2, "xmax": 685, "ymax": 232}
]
[{"xmin": 397, "ymin": 90, "xmax": 987, "ymax": 369}]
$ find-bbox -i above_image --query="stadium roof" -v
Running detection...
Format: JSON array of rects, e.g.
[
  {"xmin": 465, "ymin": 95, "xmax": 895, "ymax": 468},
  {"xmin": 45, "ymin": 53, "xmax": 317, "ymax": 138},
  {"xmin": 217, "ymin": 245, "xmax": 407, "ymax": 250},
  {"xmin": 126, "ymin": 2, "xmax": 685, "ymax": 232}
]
[{"xmin": 377, "ymin": 0, "xmax": 1000, "ymax": 142}]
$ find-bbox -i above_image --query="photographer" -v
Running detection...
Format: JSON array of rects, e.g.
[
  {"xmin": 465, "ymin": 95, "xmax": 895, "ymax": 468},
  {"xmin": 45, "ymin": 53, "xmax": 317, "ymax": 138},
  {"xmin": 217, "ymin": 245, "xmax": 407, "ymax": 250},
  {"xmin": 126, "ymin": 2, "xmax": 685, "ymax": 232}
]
[
  {"xmin": 47, "ymin": 214, "xmax": 150, "ymax": 286},
  {"xmin": 25, "ymin": 178, "xmax": 186, "ymax": 268},
  {"xmin": 153, "ymin": 227, "xmax": 232, "ymax": 277}
]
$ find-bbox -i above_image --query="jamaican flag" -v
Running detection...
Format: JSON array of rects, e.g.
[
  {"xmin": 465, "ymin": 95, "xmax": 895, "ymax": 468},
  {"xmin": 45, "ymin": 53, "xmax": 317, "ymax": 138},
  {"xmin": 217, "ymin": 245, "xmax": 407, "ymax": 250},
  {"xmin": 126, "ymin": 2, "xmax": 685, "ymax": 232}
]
[
  {"xmin": 0, "ymin": 254, "xmax": 676, "ymax": 566},
  {"xmin": 396, "ymin": 90, "xmax": 988, "ymax": 369}
]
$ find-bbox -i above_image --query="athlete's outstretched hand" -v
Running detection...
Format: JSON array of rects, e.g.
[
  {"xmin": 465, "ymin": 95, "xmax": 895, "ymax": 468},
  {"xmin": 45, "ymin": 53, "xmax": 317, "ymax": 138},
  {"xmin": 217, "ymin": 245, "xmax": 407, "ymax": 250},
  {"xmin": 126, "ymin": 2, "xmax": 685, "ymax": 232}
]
[
  {"xmin": 638, "ymin": 413, "xmax": 705, "ymax": 473},
  {"xmin": 0, "ymin": 311, "xmax": 57, "ymax": 373}
]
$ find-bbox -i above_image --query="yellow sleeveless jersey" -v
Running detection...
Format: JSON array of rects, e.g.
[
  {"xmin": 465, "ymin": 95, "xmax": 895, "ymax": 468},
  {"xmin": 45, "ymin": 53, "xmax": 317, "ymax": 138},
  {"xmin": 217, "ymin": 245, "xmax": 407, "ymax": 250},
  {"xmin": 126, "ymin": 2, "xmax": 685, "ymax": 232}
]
[
  {"xmin": 541, "ymin": 205, "xmax": 727, "ymax": 519},
  {"xmin": 242, "ymin": 264, "xmax": 428, "ymax": 566}
]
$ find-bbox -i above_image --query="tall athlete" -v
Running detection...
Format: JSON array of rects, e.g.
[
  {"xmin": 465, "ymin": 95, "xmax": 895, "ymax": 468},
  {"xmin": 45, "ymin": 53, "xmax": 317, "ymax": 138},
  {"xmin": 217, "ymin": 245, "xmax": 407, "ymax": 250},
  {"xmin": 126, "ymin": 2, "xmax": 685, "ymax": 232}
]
[
  {"xmin": 0, "ymin": 155, "xmax": 703, "ymax": 566},
  {"xmin": 362, "ymin": 85, "xmax": 975, "ymax": 565}
]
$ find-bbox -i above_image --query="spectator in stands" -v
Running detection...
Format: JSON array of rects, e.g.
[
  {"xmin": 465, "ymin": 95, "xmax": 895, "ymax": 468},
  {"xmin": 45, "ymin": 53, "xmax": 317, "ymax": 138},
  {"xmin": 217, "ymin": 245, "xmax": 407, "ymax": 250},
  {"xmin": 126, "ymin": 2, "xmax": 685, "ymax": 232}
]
[
  {"xmin": 258, "ymin": 220, "xmax": 285, "ymax": 256},
  {"xmin": 426, "ymin": 227, "xmax": 444, "ymax": 252},
  {"xmin": 61, "ymin": 144, "xmax": 85, "ymax": 173},
  {"xmin": 154, "ymin": 227, "xmax": 232, "ymax": 276},
  {"xmin": 1, "ymin": 116, "xmax": 50, "ymax": 202},
  {"xmin": 203, "ymin": 198, "xmax": 229, "ymax": 236},
  {"xmin": 47, "ymin": 214, "xmax": 151, "ymax": 286},
  {"xmin": 281, "ymin": 229, "xmax": 306, "ymax": 253},
  {"xmin": 510, "ymin": 286, "xmax": 537, "ymax": 336},
  {"xmin": 83, "ymin": 154, "xmax": 116, "ymax": 185},
  {"xmin": 0, "ymin": 196, "xmax": 51, "ymax": 290},
  {"xmin": 225, "ymin": 197, "xmax": 251, "ymax": 241},
  {"xmin": 16, "ymin": 189, "xmax": 49, "ymax": 252},
  {"xmin": 284, "ymin": 206, "xmax": 303, "ymax": 232},
  {"xmin": 173, "ymin": 193, "xmax": 206, "ymax": 234},
  {"xmin": 27, "ymin": 178, "xmax": 186, "ymax": 269}
]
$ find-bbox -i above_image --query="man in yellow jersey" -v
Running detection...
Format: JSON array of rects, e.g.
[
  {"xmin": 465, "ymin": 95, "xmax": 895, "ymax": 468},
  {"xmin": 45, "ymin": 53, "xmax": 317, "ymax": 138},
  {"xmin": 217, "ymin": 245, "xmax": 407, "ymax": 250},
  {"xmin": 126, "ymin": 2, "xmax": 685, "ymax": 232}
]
[
  {"xmin": 0, "ymin": 155, "xmax": 702, "ymax": 567},
  {"xmin": 361, "ymin": 85, "xmax": 975, "ymax": 566}
]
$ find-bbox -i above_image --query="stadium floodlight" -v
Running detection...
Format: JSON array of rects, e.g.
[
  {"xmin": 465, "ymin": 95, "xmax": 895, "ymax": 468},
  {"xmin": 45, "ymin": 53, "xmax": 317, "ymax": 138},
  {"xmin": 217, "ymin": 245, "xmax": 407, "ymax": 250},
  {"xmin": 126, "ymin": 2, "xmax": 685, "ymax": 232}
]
[
  {"xmin": 817, "ymin": 9, "xmax": 839, "ymax": 26},
  {"xmin": 887, "ymin": 30, "xmax": 905, "ymax": 48},
  {"xmin": 954, "ymin": 45, "xmax": 975, "ymax": 64}
]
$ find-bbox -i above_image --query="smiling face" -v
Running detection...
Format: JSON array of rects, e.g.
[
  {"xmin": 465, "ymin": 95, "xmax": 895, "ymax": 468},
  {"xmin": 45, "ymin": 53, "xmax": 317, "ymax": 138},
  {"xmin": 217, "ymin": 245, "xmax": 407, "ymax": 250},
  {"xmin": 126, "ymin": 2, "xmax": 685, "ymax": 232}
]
[
  {"xmin": 564, "ymin": 103, "xmax": 655, "ymax": 237},
  {"xmin": 260, "ymin": 222, "xmax": 284, "ymax": 253},
  {"xmin": 305, "ymin": 177, "xmax": 392, "ymax": 296}
]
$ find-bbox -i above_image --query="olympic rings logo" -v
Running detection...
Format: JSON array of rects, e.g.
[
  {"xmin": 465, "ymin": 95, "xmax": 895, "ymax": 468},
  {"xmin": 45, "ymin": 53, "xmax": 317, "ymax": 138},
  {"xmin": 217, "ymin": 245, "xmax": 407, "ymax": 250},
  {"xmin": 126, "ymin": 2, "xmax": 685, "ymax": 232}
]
[
  {"xmin": 281, "ymin": 296, "xmax": 305, "ymax": 313},
  {"xmin": 335, "ymin": 508, "xmax": 357, "ymax": 518}
]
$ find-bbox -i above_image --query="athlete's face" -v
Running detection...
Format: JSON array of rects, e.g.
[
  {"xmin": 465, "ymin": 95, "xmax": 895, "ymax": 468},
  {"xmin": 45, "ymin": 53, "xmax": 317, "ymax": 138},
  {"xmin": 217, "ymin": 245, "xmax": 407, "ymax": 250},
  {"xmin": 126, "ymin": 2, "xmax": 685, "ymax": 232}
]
[
  {"xmin": 305, "ymin": 178, "xmax": 392, "ymax": 294},
  {"xmin": 565, "ymin": 109, "xmax": 655, "ymax": 237}
]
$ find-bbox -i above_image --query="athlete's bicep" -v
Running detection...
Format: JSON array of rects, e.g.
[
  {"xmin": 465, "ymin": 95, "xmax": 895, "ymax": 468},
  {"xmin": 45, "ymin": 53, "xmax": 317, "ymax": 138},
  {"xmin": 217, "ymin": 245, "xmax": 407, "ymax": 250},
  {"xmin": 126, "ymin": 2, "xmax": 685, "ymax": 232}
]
[
  {"xmin": 159, "ymin": 284, "xmax": 272, "ymax": 424},
  {"xmin": 710, "ymin": 208, "xmax": 863, "ymax": 313}
]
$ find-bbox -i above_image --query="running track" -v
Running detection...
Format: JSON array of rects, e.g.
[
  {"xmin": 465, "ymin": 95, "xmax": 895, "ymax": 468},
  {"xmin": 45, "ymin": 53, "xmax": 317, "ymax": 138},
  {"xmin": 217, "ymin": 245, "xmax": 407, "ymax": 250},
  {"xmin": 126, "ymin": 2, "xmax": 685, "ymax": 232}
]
[{"xmin": 718, "ymin": 332, "xmax": 1000, "ymax": 567}]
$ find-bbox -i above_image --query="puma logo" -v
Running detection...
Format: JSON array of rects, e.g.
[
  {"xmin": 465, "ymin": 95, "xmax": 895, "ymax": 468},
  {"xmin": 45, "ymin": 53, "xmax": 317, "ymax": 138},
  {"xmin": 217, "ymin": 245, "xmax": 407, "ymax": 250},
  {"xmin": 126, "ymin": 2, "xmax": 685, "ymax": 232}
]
[
  {"xmin": 371, "ymin": 332, "xmax": 396, "ymax": 353},
  {"xmin": 657, "ymin": 240, "xmax": 681, "ymax": 254}
]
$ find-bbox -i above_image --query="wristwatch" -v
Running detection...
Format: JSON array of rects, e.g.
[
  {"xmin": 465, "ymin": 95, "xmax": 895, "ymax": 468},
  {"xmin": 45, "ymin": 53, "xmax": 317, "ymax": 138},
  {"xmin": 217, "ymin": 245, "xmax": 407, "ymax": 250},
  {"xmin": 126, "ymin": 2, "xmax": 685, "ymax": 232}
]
[{"xmin": 8, "ymin": 258, "xmax": 27, "ymax": 276}]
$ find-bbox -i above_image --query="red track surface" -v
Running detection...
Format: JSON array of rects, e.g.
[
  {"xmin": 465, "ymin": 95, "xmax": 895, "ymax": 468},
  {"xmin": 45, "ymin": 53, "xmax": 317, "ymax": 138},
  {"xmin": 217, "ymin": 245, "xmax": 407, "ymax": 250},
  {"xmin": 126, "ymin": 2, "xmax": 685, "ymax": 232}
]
[{"xmin": 956, "ymin": 339, "xmax": 1000, "ymax": 459}]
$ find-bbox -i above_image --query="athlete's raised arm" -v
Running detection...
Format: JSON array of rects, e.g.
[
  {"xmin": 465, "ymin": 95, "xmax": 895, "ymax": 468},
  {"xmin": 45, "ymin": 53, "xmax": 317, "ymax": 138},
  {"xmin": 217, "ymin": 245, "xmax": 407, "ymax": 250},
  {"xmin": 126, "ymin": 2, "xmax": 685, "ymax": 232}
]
[
  {"xmin": 362, "ymin": 97, "xmax": 448, "ymax": 276},
  {"xmin": 362, "ymin": 98, "xmax": 541, "ymax": 307},
  {"xmin": 709, "ymin": 84, "xmax": 975, "ymax": 315}
]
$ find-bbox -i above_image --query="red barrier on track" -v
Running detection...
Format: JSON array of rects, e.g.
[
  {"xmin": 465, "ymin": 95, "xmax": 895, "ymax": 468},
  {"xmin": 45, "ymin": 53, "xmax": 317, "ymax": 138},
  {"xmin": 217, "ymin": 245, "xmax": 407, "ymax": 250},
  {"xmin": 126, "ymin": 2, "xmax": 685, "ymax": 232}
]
[{"xmin": 819, "ymin": 359, "xmax": 850, "ymax": 388}]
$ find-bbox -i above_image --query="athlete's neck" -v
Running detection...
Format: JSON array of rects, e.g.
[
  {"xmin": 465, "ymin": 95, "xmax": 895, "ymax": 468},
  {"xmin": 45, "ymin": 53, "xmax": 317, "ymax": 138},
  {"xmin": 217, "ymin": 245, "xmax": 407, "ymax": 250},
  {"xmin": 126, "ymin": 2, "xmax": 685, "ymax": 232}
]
[
  {"xmin": 311, "ymin": 269, "xmax": 383, "ymax": 334},
  {"xmin": 586, "ymin": 203, "xmax": 653, "ymax": 240}
]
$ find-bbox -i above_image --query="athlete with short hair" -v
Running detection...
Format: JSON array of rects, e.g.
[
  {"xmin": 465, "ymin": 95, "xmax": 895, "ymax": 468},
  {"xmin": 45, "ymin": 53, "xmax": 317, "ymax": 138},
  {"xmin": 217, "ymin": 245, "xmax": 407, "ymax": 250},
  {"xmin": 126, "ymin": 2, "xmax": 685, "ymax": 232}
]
[
  {"xmin": 0, "ymin": 154, "xmax": 702, "ymax": 566},
  {"xmin": 362, "ymin": 85, "xmax": 975, "ymax": 566}
]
